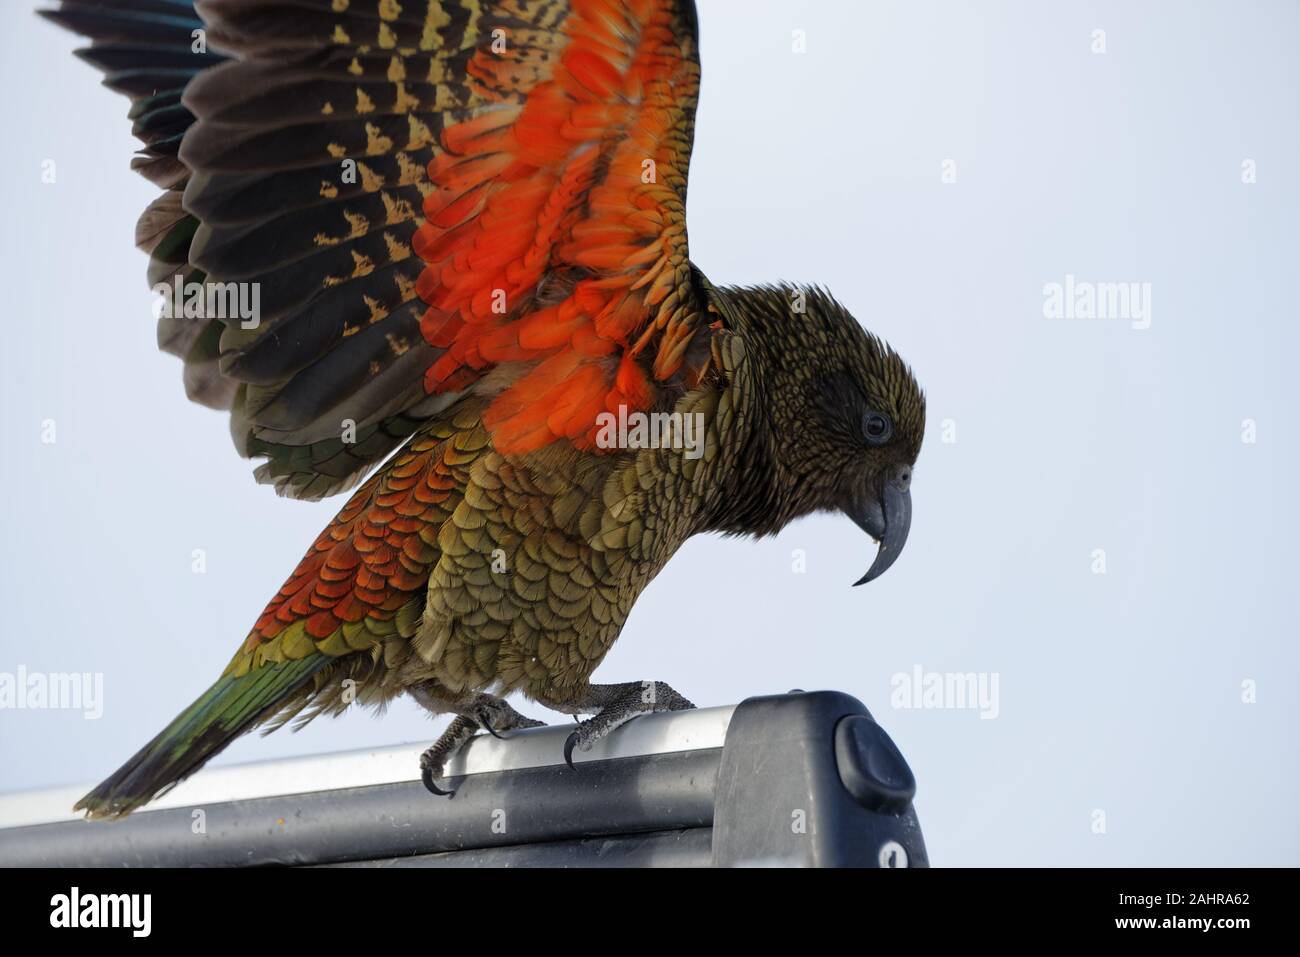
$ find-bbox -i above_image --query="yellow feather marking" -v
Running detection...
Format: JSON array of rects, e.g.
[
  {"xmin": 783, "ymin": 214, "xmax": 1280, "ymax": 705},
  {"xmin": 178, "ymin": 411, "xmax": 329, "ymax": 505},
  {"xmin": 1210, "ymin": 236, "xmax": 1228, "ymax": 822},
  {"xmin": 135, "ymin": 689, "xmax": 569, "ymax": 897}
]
[
  {"xmin": 463, "ymin": 0, "xmax": 483, "ymax": 47},
  {"xmin": 393, "ymin": 81, "xmax": 421, "ymax": 113},
  {"xmin": 433, "ymin": 84, "xmax": 462, "ymax": 110},
  {"xmin": 323, "ymin": 249, "xmax": 377, "ymax": 287},
  {"xmin": 350, "ymin": 250, "xmax": 376, "ymax": 277},
  {"xmin": 406, "ymin": 114, "xmax": 435, "ymax": 150},
  {"xmin": 365, "ymin": 122, "xmax": 394, "ymax": 154},
  {"xmin": 359, "ymin": 162, "xmax": 385, "ymax": 191},
  {"xmin": 364, "ymin": 295, "xmax": 388, "ymax": 323},
  {"xmin": 384, "ymin": 231, "xmax": 412, "ymax": 261},
  {"xmin": 395, "ymin": 151, "xmax": 427, "ymax": 185},
  {"xmin": 381, "ymin": 191, "xmax": 414, "ymax": 223},
  {"xmin": 420, "ymin": 1, "xmax": 452, "ymax": 51},
  {"xmin": 394, "ymin": 271, "xmax": 418, "ymax": 300},
  {"xmin": 344, "ymin": 209, "xmax": 369, "ymax": 238}
]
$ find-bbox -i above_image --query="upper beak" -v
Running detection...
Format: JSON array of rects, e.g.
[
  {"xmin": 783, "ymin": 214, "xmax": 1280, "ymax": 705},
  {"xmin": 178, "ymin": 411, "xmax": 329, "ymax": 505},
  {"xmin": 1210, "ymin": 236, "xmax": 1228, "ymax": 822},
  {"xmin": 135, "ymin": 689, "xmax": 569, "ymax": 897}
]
[{"xmin": 842, "ymin": 463, "xmax": 913, "ymax": 586}]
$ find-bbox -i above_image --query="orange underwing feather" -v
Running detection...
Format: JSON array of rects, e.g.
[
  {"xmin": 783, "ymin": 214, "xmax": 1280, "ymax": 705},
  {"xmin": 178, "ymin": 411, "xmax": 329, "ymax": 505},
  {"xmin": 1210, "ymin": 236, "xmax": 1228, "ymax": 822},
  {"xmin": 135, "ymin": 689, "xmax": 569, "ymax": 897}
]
[{"xmin": 414, "ymin": 0, "xmax": 703, "ymax": 454}]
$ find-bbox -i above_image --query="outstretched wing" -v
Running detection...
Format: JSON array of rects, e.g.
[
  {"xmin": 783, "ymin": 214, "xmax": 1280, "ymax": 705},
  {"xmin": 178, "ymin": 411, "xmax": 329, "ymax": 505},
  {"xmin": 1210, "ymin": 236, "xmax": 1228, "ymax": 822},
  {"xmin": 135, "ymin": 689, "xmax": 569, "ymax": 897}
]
[{"xmin": 47, "ymin": 0, "xmax": 707, "ymax": 495}]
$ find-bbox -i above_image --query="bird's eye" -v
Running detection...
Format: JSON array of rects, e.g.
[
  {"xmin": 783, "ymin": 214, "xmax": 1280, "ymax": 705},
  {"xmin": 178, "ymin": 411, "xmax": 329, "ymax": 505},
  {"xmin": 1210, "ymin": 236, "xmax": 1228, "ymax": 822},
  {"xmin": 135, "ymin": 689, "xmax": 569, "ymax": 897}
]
[{"xmin": 863, "ymin": 411, "xmax": 892, "ymax": 445}]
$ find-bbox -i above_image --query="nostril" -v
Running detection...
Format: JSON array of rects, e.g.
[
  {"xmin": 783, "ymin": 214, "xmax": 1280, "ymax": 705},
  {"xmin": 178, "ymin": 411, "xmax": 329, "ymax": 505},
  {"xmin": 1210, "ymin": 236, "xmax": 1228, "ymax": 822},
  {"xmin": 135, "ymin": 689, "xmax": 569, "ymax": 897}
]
[{"xmin": 895, "ymin": 466, "xmax": 911, "ymax": 488}]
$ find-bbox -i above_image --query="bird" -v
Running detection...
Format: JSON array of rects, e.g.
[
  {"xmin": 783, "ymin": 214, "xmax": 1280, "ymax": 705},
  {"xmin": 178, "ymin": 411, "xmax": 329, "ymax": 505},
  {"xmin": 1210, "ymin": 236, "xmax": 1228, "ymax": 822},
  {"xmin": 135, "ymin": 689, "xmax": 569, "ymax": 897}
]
[{"xmin": 43, "ymin": 0, "xmax": 925, "ymax": 818}]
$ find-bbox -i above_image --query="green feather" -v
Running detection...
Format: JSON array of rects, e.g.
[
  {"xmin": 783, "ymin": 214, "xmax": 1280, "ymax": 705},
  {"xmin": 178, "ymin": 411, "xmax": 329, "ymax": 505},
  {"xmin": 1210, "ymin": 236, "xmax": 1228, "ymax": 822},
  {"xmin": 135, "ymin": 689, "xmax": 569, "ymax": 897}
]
[{"xmin": 74, "ymin": 655, "xmax": 328, "ymax": 819}]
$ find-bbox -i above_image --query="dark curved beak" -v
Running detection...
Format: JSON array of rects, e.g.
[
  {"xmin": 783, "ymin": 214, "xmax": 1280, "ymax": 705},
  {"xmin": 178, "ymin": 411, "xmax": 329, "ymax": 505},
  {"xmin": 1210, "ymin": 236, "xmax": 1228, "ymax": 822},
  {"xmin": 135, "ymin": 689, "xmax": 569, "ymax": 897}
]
[{"xmin": 843, "ymin": 463, "xmax": 913, "ymax": 586}]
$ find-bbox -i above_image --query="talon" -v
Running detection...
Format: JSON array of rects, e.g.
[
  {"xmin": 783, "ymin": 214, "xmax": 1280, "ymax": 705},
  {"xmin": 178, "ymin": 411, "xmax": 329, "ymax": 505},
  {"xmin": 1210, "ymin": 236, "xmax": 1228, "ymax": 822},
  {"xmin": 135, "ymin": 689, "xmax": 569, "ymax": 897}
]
[
  {"xmin": 478, "ymin": 714, "xmax": 506, "ymax": 740},
  {"xmin": 421, "ymin": 764, "xmax": 455, "ymax": 797},
  {"xmin": 564, "ymin": 731, "xmax": 580, "ymax": 770}
]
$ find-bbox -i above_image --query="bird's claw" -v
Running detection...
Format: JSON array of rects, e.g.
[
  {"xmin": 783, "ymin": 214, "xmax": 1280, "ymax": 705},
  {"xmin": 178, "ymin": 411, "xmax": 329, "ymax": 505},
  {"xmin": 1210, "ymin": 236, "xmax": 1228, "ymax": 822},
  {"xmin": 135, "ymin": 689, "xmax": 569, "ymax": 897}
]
[
  {"xmin": 420, "ymin": 750, "xmax": 457, "ymax": 797},
  {"xmin": 563, "ymin": 731, "xmax": 580, "ymax": 770},
  {"xmin": 421, "ymin": 765, "xmax": 456, "ymax": 797},
  {"xmin": 477, "ymin": 712, "xmax": 506, "ymax": 739}
]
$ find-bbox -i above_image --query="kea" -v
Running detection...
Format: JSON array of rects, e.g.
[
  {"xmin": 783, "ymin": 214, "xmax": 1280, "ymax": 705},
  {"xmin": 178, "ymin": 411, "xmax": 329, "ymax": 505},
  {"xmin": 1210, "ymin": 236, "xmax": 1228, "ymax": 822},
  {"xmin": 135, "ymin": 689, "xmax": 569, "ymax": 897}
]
[{"xmin": 44, "ymin": 0, "xmax": 925, "ymax": 817}]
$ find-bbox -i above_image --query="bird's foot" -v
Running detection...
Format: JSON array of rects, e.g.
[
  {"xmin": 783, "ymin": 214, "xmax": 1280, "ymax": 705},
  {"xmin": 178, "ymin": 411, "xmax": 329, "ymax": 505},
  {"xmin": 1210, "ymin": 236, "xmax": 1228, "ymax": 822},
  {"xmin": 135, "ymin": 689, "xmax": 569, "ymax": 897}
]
[
  {"xmin": 419, "ymin": 696, "xmax": 546, "ymax": 797},
  {"xmin": 561, "ymin": 680, "xmax": 695, "ymax": 769},
  {"xmin": 468, "ymin": 696, "xmax": 546, "ymax": 740},
  {"xmin": 420, "ymin": 716, "xmax": 477, "ymax": 796}
]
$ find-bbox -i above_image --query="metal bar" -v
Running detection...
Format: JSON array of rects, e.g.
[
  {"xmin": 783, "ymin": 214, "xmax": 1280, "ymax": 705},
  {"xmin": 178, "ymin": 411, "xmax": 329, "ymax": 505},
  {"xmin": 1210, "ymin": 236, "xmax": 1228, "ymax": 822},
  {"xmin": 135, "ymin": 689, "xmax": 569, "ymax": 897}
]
[
  {"xmin": 332, "ymin": 827, "xmax": 715, "ymax": 868},
  {"xmin": 0, "ymin": 750, "xmax": 721, "ymax": 867},
  {"xmin": 0, "ymin": 704, "xmax": 736, "ymax": 831}
]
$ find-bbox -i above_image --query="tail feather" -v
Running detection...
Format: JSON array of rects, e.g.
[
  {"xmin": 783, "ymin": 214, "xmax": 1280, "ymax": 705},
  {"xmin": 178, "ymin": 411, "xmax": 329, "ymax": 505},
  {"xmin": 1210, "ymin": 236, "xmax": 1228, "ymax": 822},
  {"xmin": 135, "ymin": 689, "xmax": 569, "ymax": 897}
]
[{"xmin": 74, "ymin": 656, "xmax": 329, "ymax": 819}]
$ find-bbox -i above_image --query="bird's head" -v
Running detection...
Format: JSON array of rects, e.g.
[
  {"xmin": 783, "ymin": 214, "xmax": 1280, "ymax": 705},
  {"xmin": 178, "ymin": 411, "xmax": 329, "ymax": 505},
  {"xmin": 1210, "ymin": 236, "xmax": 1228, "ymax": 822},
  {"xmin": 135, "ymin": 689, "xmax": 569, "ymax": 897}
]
[{"xmin": 717, "ymin": 284, "xmax": 926, "ymax": 584}]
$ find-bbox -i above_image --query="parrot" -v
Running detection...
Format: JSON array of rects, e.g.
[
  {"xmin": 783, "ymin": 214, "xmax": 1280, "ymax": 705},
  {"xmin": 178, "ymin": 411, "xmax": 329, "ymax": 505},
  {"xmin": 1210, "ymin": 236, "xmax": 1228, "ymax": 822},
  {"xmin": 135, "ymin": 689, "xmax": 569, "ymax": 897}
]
[{"xmin": 43, "ymin": 0, "xmax": 925, "ymax": 818}]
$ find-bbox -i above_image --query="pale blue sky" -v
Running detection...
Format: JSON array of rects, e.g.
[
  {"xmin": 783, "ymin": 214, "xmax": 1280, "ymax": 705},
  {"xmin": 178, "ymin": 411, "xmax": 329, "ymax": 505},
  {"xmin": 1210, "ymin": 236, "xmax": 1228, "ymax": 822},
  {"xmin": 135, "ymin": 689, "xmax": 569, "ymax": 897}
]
[{"xmin": 1, "ymin": 0, "xmax": 1296, "ymax": 865}]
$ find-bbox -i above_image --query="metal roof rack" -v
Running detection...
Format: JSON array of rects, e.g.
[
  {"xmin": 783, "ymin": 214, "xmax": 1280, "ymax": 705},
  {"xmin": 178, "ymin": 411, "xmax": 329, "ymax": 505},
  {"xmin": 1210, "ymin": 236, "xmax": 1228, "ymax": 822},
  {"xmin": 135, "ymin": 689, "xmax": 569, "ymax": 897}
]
[{"xmin": 0, "ymin": 690, "xmax": 927, "ymax": 868}]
